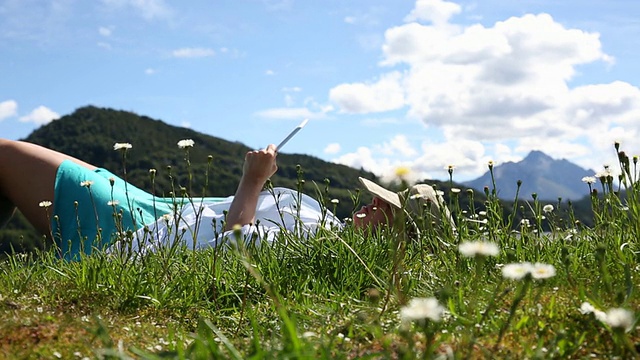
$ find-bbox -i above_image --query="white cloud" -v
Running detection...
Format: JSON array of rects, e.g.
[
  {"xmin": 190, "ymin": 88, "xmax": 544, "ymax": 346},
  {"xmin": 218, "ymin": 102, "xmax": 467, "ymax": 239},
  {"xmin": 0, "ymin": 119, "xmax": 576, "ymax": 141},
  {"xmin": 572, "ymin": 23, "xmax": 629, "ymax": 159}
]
[
  {"xmin": 324, "ymin": 143, "xmax": 341, "ymax": 154},
  {"xmin": 374, "ymin": 134, "xmax": 417, "ymax": 157},
  {"xmin": 404, "ymin": 0, "xmax": 461, "ymax": 25},
  {"xmin": 102, "ymin": 0, "xmax": 171, "ymax": 20},
  {"xmin": 172, "ymin": 47, "xmax": 215, "ymax": 58},
  {"xmin": 0, "ymin": 100, "xmax": 18, "ymax": 121},
  {"xmin": 334, "ymin": 146, "xmax": 393, "ymax": 174},
  {"xmin": 329, "ymin": 71, "xmax": 405, "ymax": 113},
  {"xmin": 19, "ymin": 106, "xmax": 60, "ymax": 125},
  {"xmin": 265, "ymin": 69, "xmax": 276, "ymax": 76},
  {"xmin": 332, "ymin": 146, "xmax": 423, "ymax": 185},
  {"xmin": 328, "ymin": 1, "xmax": 637, "ymax": 175},
  {"xmin": 254, "ymin": 107, "xmax": 327, "ymax": 120},
  {"xmin": 98, "ymin": 26, "xmax": 112, "ymax": 37},
  {"xmin": 145, "ymin": 68, "xmax": 156, "ymax": 75},
  {"xmin": 333, "ymin": 136, "xmax": 498, "ymax": 182},
  {"xmin": 284, "ymin": 94, "xmax": 295, "ymax": 107}
]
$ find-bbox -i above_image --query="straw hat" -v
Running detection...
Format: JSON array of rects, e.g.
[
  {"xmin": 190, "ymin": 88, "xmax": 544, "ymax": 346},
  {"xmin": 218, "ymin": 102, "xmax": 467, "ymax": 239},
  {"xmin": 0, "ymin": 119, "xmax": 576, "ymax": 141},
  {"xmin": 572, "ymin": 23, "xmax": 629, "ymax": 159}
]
[{"xmin": 358, "ymin": 177, "xmax": 452, "ymax": 227}]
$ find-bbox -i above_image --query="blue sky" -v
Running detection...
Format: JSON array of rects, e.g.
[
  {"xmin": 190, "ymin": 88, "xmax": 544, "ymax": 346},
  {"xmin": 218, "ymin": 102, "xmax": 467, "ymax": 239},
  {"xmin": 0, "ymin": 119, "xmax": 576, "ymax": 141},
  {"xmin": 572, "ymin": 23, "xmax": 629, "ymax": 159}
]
[{"xmin": 2, "ymin": 0, "xmax": 640, "ymax": 183}]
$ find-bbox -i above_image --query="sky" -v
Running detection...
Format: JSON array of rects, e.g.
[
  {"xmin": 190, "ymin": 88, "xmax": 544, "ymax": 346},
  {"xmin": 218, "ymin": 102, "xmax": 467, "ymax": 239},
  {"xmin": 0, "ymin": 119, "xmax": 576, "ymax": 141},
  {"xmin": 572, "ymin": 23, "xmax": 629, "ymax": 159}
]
[{"xmin": 2, "ymin": 0, "xmax": 640, "ymax": 184}]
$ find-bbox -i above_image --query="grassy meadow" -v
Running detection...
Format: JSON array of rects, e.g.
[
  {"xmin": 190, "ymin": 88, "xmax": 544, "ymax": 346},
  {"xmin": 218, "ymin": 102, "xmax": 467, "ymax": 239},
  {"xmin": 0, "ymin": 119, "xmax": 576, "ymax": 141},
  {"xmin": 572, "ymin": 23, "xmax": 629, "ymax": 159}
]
[{"xmin": 1, "ymin": 142, "xmax": 639, "ymax": 359}]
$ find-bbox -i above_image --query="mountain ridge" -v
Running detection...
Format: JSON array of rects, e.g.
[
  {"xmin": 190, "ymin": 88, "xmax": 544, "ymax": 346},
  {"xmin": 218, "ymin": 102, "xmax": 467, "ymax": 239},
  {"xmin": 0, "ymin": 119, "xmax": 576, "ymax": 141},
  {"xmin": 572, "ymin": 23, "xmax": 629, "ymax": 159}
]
[{"xmin": 463, "ymin": 150, "xmax": 595, "ymax": 201}]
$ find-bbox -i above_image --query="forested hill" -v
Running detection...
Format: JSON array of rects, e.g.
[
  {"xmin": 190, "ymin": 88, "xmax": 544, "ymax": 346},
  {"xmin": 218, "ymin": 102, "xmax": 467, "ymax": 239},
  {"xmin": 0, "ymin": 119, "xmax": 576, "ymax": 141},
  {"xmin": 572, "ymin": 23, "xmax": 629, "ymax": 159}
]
[{"xmin": 23, "ymin": 106, "xmax": 378, "ymax": 218}]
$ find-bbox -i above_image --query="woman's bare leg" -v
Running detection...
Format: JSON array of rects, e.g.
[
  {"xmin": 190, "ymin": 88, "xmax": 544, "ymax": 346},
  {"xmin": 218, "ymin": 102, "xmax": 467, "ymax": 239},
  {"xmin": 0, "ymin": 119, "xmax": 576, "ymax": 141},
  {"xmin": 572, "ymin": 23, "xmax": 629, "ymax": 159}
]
[{"xmin": 0, "ymin": 139, "xmax": 97, "ymax": 235}]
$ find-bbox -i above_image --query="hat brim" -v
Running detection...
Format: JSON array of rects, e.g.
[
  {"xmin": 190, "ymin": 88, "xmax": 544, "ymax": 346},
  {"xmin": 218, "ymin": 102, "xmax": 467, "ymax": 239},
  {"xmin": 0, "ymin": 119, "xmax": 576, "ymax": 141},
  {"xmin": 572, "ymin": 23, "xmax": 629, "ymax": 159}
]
[{"xmin": 358, "ymin": 177, "xmax": 402, "ymax": 208}]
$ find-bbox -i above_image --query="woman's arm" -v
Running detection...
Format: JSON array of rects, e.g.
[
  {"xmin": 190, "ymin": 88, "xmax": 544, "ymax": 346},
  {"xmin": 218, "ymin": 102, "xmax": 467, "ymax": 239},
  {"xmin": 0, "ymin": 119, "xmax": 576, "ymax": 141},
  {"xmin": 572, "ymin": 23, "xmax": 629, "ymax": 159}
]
[{"xmin": 224, "ymin": 144, "xmax": 278, "ymax": 231}]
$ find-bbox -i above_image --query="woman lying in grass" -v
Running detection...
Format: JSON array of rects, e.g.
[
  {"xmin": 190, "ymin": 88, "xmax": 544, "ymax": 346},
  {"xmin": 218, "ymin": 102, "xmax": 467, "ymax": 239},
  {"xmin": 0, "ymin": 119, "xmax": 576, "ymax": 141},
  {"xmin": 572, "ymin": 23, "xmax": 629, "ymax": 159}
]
[{"xmin": 0, "ymin": 140, "xmax": 450, "ymax": 259}]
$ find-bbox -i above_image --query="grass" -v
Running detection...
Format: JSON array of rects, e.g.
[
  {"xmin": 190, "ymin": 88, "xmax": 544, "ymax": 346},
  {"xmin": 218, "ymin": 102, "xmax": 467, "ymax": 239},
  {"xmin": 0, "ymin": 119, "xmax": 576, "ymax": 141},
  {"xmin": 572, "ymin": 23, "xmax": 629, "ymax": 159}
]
[{"xmin": 1, "ymin": 142, "xmax": 640, "ymax": 359}]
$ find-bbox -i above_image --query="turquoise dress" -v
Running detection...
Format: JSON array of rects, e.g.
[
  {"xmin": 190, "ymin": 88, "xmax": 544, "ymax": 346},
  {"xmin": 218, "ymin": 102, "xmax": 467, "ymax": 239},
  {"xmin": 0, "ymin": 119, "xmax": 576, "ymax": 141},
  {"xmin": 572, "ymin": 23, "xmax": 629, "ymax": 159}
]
[{"xmin": 52, "ymin": 160, "xmax": 218, "ymax": 260}]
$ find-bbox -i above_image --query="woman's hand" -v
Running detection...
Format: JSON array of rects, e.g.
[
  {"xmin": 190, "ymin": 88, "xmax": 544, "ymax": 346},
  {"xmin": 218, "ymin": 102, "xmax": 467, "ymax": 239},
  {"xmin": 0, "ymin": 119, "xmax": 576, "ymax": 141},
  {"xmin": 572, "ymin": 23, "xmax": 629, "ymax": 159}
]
[
  {"xmin": 242, "ymin": 144, "xmax": 278, "ymax": 186},
  {"xmin": 224, "ymin": 144, "xmax": 278, "ymax": 231}
]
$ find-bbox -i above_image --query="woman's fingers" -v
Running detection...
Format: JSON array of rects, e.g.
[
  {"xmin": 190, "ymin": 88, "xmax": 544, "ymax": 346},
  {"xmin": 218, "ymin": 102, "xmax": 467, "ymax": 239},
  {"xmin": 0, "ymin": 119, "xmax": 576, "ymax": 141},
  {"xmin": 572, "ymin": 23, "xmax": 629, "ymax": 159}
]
[{"xmin": 243, "ymin": 144, "xmax": 278, "ymax": 181}]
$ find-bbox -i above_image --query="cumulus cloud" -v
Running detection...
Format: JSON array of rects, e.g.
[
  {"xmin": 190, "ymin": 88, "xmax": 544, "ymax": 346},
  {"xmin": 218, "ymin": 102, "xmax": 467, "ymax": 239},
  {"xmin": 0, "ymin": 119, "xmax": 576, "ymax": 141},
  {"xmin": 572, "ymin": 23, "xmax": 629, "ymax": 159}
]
[
  {"xmin": 102, "ymin": 0, "xmax": 171, "ymax": 20},
  {"xmin": 19, "ymin": 106, "xmax": 60, "ymax": 125},
  {"xmin": 324, "ymin": 143, "xmax": 341, "ymax": 154},
  {"xmin": 328, "ymin": 0, "xmax": 638, "ymax": 178},
  {"xmin": 329, "ymin": 71, "xmax": 405, "ymax": 113},
  {"xmin": 404, "ymin": 0, "xmax": 461, "ymax": 25},
  {"xmin": 0, "ymin": 100, "xmax": 18, "ymax": 121},
  {"xmin": 172, "ymin": 47, "xmax": 215, "ymax": 58},
  {"xmin": 375, "ymin": 135, "xmax": 417, "ymax": 157}
]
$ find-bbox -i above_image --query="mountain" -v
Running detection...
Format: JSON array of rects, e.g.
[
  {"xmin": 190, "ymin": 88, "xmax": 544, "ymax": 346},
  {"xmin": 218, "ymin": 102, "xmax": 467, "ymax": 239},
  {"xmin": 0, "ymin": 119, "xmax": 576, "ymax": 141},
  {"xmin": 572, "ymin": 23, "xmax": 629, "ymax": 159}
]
[{"xmin": 463, "ymin": 150, "xmax": 594, "ymax": 201}]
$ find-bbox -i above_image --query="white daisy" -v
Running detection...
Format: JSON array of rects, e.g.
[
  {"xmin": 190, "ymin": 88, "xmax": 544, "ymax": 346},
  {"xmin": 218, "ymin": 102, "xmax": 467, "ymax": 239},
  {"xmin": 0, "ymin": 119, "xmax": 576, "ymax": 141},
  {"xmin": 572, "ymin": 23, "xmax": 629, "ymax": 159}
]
[
  {"xmin": 113, "ymin": 142, "xmax": 132, "ymax": 151},
  {"xmin": 605, "ymin": 308, "xmax": 635, "ymax": 332},
  {"xmin": 458, "ymin": 241, "xmax": 499, "ymax": 258},
  {"xmin": 177, "ymin": 139, "xmax": 195, "ymax": 148},
  {"xmin": 501, "ymin": 262, "xmax": 533, "ymax": 280},
  {"xmin": 530, "ymin": 263, "xmax": 556, "ymax": 280},
  {"xmin": 399, "ymin": 297, "xmax": 444, "ymax": 323}
]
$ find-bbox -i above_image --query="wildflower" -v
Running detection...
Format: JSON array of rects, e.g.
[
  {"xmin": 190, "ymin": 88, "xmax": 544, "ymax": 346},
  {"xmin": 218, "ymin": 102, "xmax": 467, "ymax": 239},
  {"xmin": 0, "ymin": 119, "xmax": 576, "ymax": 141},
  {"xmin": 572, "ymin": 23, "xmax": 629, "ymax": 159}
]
[
  {"xmin": 331, "ymin": 199, "xmax": 339, "ymax": 204},
  {"xmin": 595, "ymin": 166, "xmax": 613, "ymax": 183},
  {"xmin": 113, "ymin": 142, "xmax": 132, "ymax": 151},
  {"xmin": 580, "ymin": 302, "xmax": 607, "ymax": 322},
  {"xmin": 543, "ymin": 204, "xmax": 554, "ymax": 213},
  {"xmin": 458, "ymin": 241, "xmax": 499, "ymax": 258},
  {"xmin": 604, "ymin": 308, "xmax": 635, "ymax": 331},
  {"xmin": 488, "ymin": 160, "xmax": 495, "ymax": 168},
  {"xmin": 149, "ymin": 168, "xmax": 157, "ymax": 175},
  {"xmin": 582, "ymin": 176, "xmax": 596, "ymax": 184},
  {"xmin": 356, "ymin": 213, "xmax": 366, "ymax": 218},
  {"xmin": 446, "ymin": 164, "xmax": 455, "ymax": 176},
  {"xmin": 394, "ymin": 166, "xmax": 410, "ymax": 179},
  {"xmin": 530, "ymin": 263, "xmax": 556, "ymax": 280},
  {"xmin": 520, "ymin": 219, "xmax": 530, "ymax": 227},
  {"xmin": 80, "ymin": 180, "xmax": 94, "ymax": 187},
  {"xmin": 38, "ymin": 200, "xmax": 52, "ymax": 208},
  {"xmin": 502, "ymin": 262, "xmax": 533, "ymax": 280},
  {"xmin": 107, "ymin": 200, "xmax": 119, "ymax": 206},
  {"xmin": 177, "ymin": 139, "xmax": 195, "ymax": 148},
  {"xmin": 451, "ymin": 188, "xmax": 461, "ymax": 194},
  {"xmin": 400, "ymin": 297, "xmax": 444, "ymax": 323}
]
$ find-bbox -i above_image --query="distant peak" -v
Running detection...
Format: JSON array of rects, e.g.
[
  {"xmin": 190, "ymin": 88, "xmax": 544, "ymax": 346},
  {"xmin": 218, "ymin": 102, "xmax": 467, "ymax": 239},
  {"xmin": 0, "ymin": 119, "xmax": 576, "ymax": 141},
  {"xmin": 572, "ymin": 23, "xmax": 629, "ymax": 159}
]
[{"xmin": 524, "ymin": 150, "xmax": 552, "ymax": 161}]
